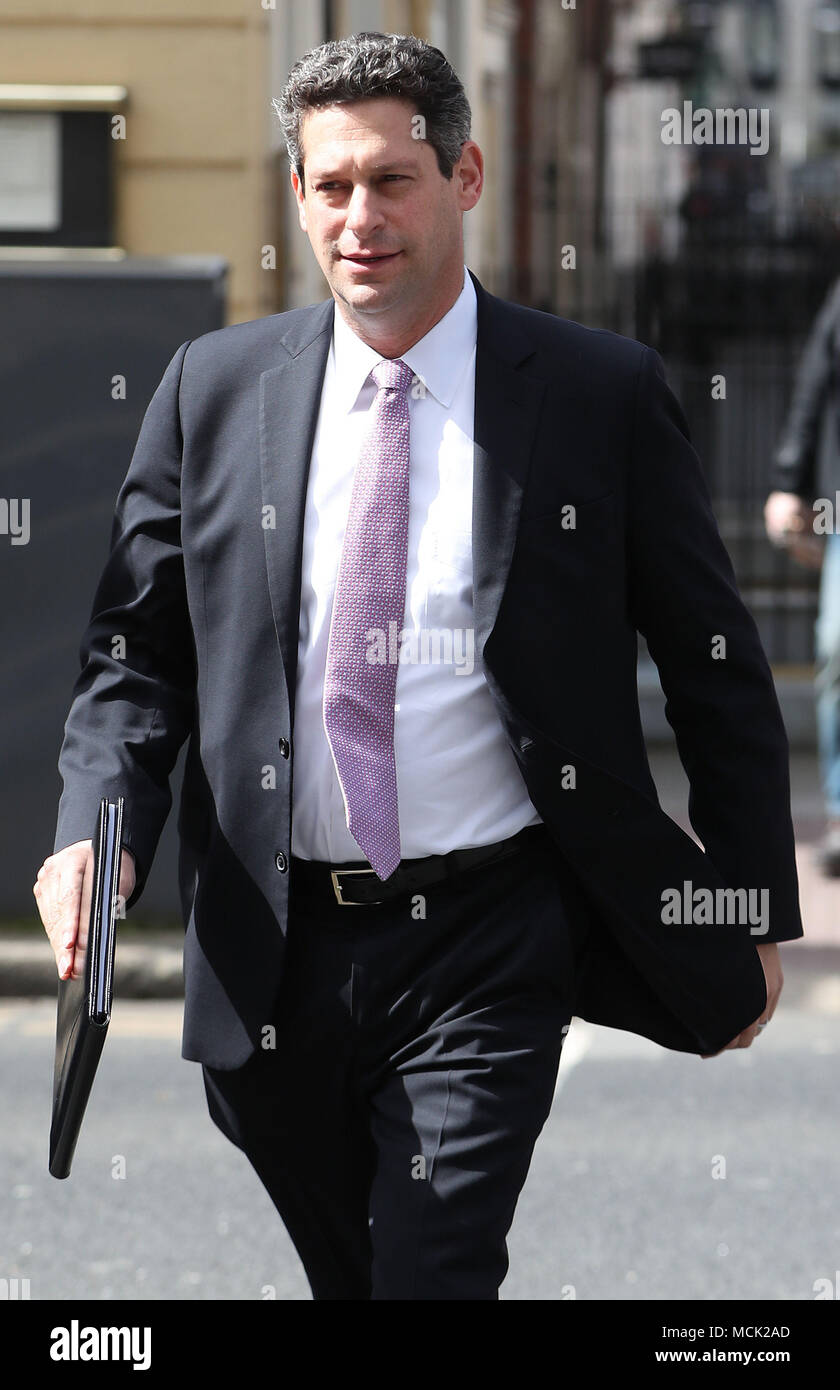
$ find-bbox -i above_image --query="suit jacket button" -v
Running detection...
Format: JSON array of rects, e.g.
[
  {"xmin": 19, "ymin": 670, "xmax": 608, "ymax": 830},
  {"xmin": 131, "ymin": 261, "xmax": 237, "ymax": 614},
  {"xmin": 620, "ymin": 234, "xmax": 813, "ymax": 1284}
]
[
  {"xmin": 278, "ymin": 738, "xmax": 290, "ymax": 758},
  {"xmin": 275, "ymin": 851, "xmax": 288, "ymax": 873}
]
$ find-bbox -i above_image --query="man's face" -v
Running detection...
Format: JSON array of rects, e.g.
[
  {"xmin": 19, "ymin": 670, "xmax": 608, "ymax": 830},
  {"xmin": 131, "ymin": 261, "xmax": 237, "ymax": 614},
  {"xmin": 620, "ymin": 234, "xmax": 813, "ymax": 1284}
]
[{"xmin": 291, "ymin": 97, "xmax": 481, "ymax": 321}]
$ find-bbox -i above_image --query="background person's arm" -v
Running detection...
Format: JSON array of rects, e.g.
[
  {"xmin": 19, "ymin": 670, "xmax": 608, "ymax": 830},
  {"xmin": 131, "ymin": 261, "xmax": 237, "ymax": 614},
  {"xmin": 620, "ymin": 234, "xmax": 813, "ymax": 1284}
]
[{"xmin": 767, "ymin": 278, "xmax": 840, "ymax": 505}]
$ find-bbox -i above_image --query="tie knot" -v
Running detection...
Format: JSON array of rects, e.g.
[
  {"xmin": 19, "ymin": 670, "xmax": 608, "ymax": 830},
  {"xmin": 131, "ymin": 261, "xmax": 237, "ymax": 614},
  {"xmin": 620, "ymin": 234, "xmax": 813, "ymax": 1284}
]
[{"xmin": 372, "ymin": 358, "xmax": 414, "ymax": 398}]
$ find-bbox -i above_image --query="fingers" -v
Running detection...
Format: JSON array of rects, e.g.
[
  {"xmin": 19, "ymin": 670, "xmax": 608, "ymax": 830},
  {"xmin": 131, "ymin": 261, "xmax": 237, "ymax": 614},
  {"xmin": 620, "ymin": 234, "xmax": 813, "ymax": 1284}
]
[
  {"xmin": 765, "ymin": 977, "xmax": 783, "ymax": 1022},
  {"xmin": 33, "ymin": 841, "xmax": 134, "ymax": 985},
  {"xmin": 725, "ymin": 1022, "xmax": 761, "ymax": 1050},
  {"xmin": 32, "ymin": 843, "xmax": 92, "ymax": 979},
  {"xmin": 755, "ymin": 945, "xmax": 783, "ymax": 1024},
  {"xmin": 119, "ymin": 848, "xmax": 136, "ymax": 902},
  {"xmin": 701, "ymin": 1017, "xmax": 767, "ymax": 1058}
]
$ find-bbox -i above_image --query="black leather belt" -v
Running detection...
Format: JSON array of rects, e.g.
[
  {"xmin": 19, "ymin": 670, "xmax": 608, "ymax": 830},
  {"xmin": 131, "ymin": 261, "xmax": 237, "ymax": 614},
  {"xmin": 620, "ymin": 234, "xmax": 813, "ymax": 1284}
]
[{"xmin": 291, "ymin": 823, "xmax": 548, "ymax": 907}]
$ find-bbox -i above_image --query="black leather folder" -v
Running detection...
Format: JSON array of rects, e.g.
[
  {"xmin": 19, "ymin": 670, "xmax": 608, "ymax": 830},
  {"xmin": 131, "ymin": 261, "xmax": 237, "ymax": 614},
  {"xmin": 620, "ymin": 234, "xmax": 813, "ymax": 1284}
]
[{"xmin": 49, "ymin": 796, "xmax": 124, "ymax": 1179}]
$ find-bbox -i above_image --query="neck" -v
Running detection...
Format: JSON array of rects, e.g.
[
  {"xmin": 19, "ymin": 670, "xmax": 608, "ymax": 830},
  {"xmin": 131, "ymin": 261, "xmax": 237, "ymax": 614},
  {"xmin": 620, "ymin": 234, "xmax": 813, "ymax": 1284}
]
[{"xmin": 335, "ymin": 266, "xmax": 466, "ymax": 358}]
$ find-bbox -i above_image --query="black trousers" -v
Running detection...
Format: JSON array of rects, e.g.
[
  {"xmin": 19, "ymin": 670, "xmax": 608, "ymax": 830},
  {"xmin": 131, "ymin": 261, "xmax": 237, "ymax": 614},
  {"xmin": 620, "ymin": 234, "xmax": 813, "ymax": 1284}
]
[{"xmin": 202, "ymin": 825, "xmax": 590, "ymax": 1300}]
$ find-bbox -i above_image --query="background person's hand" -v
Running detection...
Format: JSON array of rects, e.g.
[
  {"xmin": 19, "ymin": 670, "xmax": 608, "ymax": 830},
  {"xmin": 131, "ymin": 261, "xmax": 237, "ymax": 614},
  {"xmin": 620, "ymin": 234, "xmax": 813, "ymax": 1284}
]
[
  {"xmin": 701, "ymin": 942, "xmax": 783, "ymax": 1059},
  {"xmin": 33, "ymin": 841, "xmax": 136, "ymax": 980},
  {"xmin": 764, "ymin": 490, "xmax": 812, "ymax": 547}
]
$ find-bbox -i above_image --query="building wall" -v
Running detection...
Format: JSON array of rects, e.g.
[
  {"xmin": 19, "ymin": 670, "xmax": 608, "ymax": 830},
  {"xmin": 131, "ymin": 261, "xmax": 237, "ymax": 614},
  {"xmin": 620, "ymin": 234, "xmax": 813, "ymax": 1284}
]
[{"xmin": 1, "ymin": 0, "xmax": 276, "ymax": 324}]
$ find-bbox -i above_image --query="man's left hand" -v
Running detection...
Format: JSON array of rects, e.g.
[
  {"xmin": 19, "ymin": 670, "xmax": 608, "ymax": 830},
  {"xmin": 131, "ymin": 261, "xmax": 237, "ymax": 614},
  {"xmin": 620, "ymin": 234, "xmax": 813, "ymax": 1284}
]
[{"xmin": 701, "ymin": 943, "xmax": 783, "ymax": 1058}]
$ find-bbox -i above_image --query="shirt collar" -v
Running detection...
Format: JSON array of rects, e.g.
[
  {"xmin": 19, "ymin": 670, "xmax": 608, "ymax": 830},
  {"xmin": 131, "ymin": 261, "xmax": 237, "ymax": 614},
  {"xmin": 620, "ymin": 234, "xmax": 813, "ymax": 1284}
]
[{"xmin": 331, "ymin": 265, "xmax": 476, "ymax": 414}]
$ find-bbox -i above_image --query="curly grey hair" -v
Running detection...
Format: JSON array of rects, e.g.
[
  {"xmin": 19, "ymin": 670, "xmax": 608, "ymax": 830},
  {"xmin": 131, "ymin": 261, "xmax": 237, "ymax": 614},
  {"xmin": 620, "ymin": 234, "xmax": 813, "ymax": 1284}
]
[{"xmin": 274, "ymin": 31, "xmax": 472, "ymax": 188}]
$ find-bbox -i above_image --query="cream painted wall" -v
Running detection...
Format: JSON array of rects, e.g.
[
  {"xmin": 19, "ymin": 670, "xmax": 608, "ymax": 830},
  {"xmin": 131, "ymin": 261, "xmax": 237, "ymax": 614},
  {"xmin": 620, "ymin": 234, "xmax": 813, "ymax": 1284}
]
[{"xmin": 1, "ymin": 0, "xmax": 274, "ymax": 323}]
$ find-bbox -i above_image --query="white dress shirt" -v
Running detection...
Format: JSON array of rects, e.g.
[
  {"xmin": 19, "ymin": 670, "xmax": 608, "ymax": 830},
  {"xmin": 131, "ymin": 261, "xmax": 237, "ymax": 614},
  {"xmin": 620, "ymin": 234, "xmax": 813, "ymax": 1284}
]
[{"xmin": 291, "ymin": 266, "xmax": 543, "ymax": 863}]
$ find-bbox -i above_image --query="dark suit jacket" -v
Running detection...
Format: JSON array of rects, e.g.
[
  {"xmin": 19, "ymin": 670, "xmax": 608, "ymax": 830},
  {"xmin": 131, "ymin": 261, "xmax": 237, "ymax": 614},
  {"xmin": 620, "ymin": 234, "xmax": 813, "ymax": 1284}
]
[{"xmin": 53, "ymin": 270, "xmax": 803, "ymax": 1070}]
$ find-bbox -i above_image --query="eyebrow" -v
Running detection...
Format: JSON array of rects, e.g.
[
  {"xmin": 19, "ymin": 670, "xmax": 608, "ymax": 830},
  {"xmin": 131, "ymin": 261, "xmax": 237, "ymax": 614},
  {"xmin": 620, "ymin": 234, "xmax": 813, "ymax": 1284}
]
[{"xmin": 310, "ymin": 159, "xmax": 423, "ymax": 180}]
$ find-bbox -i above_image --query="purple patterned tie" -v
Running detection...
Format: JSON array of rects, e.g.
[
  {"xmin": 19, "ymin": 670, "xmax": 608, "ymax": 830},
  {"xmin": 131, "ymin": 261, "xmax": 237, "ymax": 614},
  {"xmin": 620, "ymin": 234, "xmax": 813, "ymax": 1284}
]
[{"xmin": 322, "ymin": 357, "xmax": 414, "ymax": 880}]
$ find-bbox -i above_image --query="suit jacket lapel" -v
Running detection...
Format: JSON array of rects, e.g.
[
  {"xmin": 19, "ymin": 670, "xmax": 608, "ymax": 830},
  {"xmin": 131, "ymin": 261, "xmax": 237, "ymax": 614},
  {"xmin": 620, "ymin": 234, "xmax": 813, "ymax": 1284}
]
[
  {"xmin": 258, "ymin": 300, "xmax": 333, "ymax": 724},
  {"xmin": 470, "ymin": 271, "xmax": 545, "ymax": 665},
  {"xmin": 258, "ymin": 272, "xmax": 546, "ymax": 716}
]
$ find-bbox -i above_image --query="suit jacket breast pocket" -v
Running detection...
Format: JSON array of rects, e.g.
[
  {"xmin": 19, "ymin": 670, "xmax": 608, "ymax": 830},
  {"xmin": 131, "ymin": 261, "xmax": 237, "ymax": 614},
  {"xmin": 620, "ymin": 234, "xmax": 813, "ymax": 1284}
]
[
  {"xmin": 517, "ymin": 490, "xmax": 616, "ymax": 539},
  {"xmin": 511, "ymin": 491, "xmax": 626, "ymax": 624}
]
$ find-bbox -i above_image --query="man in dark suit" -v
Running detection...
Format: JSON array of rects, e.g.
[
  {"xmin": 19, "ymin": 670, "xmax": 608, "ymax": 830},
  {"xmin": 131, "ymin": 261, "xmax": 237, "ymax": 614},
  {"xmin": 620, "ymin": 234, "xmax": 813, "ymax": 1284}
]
[{"xmin": 35, "ymin": 32, "xmax": 801, "ymax": 1300}]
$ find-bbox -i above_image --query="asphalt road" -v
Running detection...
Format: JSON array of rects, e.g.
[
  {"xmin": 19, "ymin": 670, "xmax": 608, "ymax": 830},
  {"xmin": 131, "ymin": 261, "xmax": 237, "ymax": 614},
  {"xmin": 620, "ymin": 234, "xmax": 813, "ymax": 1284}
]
[{"xmin": 1, "ymin": 945, "xmax": 837, "ymax": 1302}]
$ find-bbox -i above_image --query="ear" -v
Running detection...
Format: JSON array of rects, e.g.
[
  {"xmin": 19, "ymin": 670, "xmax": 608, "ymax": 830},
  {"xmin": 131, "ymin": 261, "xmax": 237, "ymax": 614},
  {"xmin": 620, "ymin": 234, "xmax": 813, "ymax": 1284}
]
[
  {"xmin": 290, "ymin": 167, "xmax": 307, "ymax": 232},
  {"xmin": 455, "ymin": 141, "xmax": 483, "ymax": 212}
]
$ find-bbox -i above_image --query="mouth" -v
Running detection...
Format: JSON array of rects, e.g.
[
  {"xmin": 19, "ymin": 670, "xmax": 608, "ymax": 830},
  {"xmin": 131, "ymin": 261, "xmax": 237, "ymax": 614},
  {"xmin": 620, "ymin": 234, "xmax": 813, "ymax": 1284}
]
[{"xmin": 341, "ymin": 251, "xmax": 402, "ymax": 266}]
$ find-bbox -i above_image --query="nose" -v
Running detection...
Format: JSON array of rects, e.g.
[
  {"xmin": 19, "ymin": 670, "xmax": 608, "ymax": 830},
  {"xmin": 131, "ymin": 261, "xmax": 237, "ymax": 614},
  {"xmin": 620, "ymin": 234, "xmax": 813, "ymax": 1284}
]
[{"xmin": 344, "ymin": 183, "xmax": 384, "ymax": 239}]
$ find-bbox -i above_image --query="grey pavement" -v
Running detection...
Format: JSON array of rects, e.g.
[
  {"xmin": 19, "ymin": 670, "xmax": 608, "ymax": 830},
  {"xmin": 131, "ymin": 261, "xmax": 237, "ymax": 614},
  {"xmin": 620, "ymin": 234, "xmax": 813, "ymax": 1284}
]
[{"xmin": 0, "ymin": 948, "xmax": 837, "ymax": 1300}]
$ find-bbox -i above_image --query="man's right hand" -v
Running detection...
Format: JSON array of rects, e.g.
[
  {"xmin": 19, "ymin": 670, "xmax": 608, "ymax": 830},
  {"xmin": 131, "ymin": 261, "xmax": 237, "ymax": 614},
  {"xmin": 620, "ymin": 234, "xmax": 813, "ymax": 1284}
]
[{"xmin": 33, "ymin": 841, "xmax": 136, "ymax": 979}]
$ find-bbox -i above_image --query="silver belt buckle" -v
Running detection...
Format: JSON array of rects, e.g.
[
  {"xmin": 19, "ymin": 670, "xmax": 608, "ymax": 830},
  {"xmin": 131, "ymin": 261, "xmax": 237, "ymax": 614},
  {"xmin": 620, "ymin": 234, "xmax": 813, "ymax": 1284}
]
[{"xmin": 330, "ymin": 867, "xmax": 385, "ymax": 906}]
